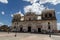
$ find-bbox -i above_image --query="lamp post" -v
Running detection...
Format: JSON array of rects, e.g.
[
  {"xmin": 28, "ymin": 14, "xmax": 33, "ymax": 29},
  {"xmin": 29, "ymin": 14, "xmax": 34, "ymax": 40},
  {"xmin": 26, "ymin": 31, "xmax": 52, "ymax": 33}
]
[
  {"xmin": 14, "ymin": 26, "xmax": 17, "ymax": 37},
  {"xmin": 8, "ymin": 29, "xmax": 9, "ymax": 34},
  {"xmin": 8, "ymin": 27, "xmax": 10, "ymax": 34},
  {"xmin": 14, "ymin": 22, "xmax": 19, "ymax": 37},
  {"xmin": 14, "ymin": 23, "xmax": 18, "ymax": 37},
  {"xmin": 14, "ymin": 26, "xmax": 16, "ymax": 37}
]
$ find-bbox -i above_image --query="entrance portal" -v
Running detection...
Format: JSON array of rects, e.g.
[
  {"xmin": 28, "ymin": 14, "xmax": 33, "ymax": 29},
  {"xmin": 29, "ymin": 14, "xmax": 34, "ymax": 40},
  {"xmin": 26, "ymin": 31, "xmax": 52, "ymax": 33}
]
[
  {"xmin": 28, "ymin": 26, "xmax": 31, "ymax": 32},
  {"xmin": 20, "ymin": 27, "xmax": 23, "ymax": 32},
  {"xmin": 38, "ymin": 28, "xmax": 41, "ymax": 32}
]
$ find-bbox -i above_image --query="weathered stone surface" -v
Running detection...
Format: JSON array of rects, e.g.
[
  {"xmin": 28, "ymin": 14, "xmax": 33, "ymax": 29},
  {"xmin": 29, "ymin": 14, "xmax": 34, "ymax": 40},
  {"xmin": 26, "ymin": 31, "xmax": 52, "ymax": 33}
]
[{"xmin": 11, "ymin": 9, "xmax": 57, "ymax": 33}]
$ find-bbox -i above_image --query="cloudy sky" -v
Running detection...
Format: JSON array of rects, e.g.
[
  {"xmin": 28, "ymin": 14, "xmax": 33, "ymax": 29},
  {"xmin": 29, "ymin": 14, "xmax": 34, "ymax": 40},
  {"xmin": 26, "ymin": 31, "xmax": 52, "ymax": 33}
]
[{"xmin": 0, "ymin": 0, "xmax": 60, "ymax": 30}]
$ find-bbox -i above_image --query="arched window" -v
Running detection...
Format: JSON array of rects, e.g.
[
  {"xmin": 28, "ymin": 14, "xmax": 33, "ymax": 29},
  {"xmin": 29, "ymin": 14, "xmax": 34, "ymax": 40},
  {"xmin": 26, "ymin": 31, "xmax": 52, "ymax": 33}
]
[
  {"xmin": 14, "ymin": 26, "xmax": 16, "ymax": 29},
  {"xmin": 48, "ymin": 22, "xmax": 51, "ymax": 29},
  {"xmin": 29, "ymin": 18, "xmax": 31, "ymax": 21},
  {"xmin": 49, "ymin": 14, "xmax": 52, "ymax": 17},
  {"xmin": 48, "ymin": 22, "xmax": 50, "ymax": 24},
  {"xmin": 45, "ymin": 14, "xmax": 47, "ymax": 17}
]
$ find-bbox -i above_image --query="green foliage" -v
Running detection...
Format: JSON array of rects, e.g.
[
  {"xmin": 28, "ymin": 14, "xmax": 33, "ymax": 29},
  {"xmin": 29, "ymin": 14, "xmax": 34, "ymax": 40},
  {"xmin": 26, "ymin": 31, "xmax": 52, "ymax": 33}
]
[{"xmin": 0, "ymin": 25, "xmax": 10, "ymax": 32}]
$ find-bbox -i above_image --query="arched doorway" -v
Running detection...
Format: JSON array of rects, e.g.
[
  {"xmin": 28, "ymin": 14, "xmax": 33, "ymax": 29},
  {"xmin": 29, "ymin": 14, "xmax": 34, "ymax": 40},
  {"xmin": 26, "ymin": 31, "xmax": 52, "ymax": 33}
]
[
  {"xmin": 20, "ymin": 25, "xmax": 23, "ymax": 32},
  {"xmin": 20, "ymin": 27, "xmax": 23, "ymax": 32},
  {"xmin": 38, "ymin": 28, "xmax": 41, "ymax": 32},
  {"xmin": 28, "ymin": 26, "xmax": 31, "ymax": 32},
  {"xmin": 37, "ymin": 24, "xmax": 42, "ymax": 32}
]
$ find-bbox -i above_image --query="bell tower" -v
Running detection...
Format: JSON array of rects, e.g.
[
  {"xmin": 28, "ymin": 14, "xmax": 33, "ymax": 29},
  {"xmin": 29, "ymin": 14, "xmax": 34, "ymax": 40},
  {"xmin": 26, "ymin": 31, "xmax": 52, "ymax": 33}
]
[{"xmin": 42, "ymin": 9, "xmax": 56, "ymax": 20}]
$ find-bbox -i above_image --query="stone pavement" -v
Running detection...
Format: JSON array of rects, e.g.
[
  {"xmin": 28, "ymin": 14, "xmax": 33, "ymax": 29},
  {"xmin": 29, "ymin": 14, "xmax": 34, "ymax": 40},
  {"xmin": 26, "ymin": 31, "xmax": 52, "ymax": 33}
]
[
  {"xmin": 51, "ymin": 35, "xmax": 60, "ymax": 40},
  {"xmin": 0, "ymin": 32, "xmax": 60, "ymax": 40}
]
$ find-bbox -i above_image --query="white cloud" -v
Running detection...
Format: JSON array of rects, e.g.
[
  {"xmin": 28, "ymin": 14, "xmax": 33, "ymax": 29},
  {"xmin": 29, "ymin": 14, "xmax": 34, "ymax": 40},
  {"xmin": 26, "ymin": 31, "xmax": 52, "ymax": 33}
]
[
  {"xmin": 23, "ymin": 0, "xmax": 60, "ymax": 15},
  {"xmin": 1, "ymin": 11, "xmax": 5, "ymax": 15},
  {"xmin": 57, "ymin": 12, "xmax": 60, "ymax": 14},
  {"xmin": 24, "ymin": 5, "xmax": 32, "ymax": 13},
  {"xmin": 24, "ymin": 3, "xmax": 45, "ymax": 14},
  {"xmin": 0, "ymin": 22, "xmax": 4, "ymax": 26},
  {"xmin": 0, "ymin": 0, "xmax": 8, "ymax": 4},
  {"xmin": 57, "ymin": 23, "xmax": 60, "ymax": 30},
  {"xmin": 23, "ymin": 0, "xmax": 38, "ymax": 4},
  {"xmin": 11, "ymin": 14, "xmax": 13, "ymax": 17},
  {"xmin": 39, "ymin": 0, "xmax": 60, "ymax": 5},
  {"xmin": 23, "ymin": 0, "xmax": 60, "ymax": 5}
]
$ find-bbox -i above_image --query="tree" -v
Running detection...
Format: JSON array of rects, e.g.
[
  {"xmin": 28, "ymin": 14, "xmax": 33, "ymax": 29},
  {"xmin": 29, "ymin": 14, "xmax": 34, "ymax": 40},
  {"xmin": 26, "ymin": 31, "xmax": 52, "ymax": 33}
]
[{"xmin": 0, "ymin": 25, "xmax": 9, "ymax": 32}]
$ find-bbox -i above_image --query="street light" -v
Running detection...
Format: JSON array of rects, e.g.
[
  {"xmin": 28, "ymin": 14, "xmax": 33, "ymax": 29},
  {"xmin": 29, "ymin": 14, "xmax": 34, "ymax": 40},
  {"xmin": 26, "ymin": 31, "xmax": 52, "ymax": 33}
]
[
  {"xmin": 14, "ymin": 22, "xmax": 19, "ymax": 37},
  {"xmin": 14, "ymin": 26, "xmax": 17, "ymax": 37},
  {"xmin": 14, "ymin": 26, "xmax": 16, "ymax": 37},
  {"xmin": 14, "ymin": 24, "xmax": 18, "ymax": 37},
  {"xmin": 8, "ymin": 29, "xmax": 9, "ymax": 34},
  {"xmin": 8, "ymin": 27, "xmax": 10, "ymax": 34}
]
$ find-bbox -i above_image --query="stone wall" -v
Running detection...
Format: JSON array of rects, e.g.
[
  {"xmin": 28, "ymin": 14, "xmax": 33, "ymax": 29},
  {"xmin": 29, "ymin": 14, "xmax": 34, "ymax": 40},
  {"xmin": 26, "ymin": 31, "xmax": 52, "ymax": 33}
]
[{"xmin": 11, "ymin": 20, "xmax": 57, "ymax": 33}]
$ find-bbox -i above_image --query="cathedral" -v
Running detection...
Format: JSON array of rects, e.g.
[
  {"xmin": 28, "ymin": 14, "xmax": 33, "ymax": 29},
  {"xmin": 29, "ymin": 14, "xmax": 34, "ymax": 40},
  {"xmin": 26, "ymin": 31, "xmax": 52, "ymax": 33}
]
[{"xmin": 11, "ymin": 9, "xmax": 57, "ymax": 33}]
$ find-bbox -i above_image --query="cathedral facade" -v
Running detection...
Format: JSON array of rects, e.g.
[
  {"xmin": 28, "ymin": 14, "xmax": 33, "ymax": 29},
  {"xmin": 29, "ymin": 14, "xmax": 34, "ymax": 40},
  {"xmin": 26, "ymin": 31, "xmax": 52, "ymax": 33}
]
[{"xmin": 11, "ymin": 9, "xmax": 57, "ymax": 33}]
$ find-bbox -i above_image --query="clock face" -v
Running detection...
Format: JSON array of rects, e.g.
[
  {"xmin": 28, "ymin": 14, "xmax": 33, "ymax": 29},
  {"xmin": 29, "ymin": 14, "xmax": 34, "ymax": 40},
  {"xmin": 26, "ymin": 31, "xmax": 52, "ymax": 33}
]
[{"xmin": 37, "ymin": 16, "xmax": 41, "ymax": 20}]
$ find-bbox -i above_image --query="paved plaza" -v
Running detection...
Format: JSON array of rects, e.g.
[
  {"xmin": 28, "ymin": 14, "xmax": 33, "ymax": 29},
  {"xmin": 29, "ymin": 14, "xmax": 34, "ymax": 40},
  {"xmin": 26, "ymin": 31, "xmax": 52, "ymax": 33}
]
[{"xmin": 0, "ymin": 32, "xmax": 60, "ymax": 40}]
